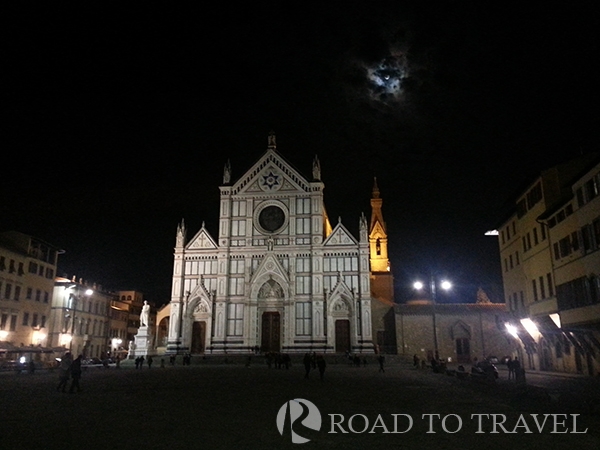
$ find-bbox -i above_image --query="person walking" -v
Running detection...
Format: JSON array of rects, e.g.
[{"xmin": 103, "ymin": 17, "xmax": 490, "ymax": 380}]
[
  {"xmin": 147, "ymin": 355, "xmax": 153, "ymax": 369},
  {"xmin": 378, "ymin": 354, "xmax": 385, "ymax": 373},
  {"xmin": 56, "ymin": 352, "xmax": 73, "ymax": 392},
  {"xmin": 316, "ymin": 354, "xmax": 326, "ymax": 381},
  {"xmin": 303, "ymin": 353, "xmax": 312, "ymax": 379},
  {"xmin": 507, "ymin": 357, "xmax": 514, "ymax": 380},
  {"xmin": 69, "ymin": 355, "xmax": 83, "ymax": 393},
  {"xmin": 413, "ymin": 354, "xmax": 419, "ymax": 369}
]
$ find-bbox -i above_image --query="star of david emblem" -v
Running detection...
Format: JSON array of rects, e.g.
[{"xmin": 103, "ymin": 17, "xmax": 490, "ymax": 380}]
[{"xmin": 261, "ymin": 171, "xmax": 280, "ymax": 190}]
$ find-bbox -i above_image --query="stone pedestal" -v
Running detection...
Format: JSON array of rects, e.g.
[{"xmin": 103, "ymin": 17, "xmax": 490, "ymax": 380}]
[{"xmin": 130, "ymin": 326, "xmax": 154, "ymax": 358}]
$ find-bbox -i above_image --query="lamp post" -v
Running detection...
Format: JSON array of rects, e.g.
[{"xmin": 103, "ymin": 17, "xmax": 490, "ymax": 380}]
[{"xmin": 413, "ymin": 275, "xmax": 452, "ymax": 361}]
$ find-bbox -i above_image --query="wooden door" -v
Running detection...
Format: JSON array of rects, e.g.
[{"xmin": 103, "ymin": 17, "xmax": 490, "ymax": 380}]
[
  {"xmin": 191, "ymin": 321, "xmax": 206, "ymax": 354},
  {"xmin": 335, "ymin": 320, "xmax": 351, "ymax": 353},
  {"xmin": 261, "ymin": 312, "xmax": 281, "ymax": 352}
]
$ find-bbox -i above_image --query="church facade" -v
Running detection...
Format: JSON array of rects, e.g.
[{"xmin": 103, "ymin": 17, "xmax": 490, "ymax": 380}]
[{"xmin": 165, "ymin": 134, "xmax": 375, "ymax": 355}]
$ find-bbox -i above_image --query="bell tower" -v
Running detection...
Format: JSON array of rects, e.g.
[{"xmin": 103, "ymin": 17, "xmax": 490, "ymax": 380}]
[
  {"xmin": 369, "ymin": 178, "xmax": 397, "ymax": 353},
  {"xmin": 369, "ymin": 178, "xmax": 390, "ymax": 273}
]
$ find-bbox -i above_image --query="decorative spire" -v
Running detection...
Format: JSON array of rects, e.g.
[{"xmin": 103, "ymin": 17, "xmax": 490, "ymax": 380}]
[
  {"xmin": 268, "ymin": 131, "xmax": 276, "ymax": 150},
  {"xmin": 223, "ymin": 159, "xmax": 231, "ymax": 184},
  {"xmin": 176, "ymin": 219, "xmax": 187, "ymax": 248},
  {"xmin": 372, "ymin": 177, "xmax": 380, "ymax": 198},
  {"xmin": 359, "ymin": 213, "xmax": 368, "ymax": 242},
  {"xmin": 312, "ymin": 155, "xmax": 321, "ymax": 180}
]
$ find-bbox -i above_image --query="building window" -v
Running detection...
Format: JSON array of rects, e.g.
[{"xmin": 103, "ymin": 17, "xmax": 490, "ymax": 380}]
[
  {"xmin": 296, "ymin": 257, "xmax": 310, "ymax": 273},
  {"xmin": 232, "ymin": 200, "xmax": 246, "ymax": 217},
  {"xmin": 547, "ymin": 273, "xmax": 554, "ymax": 297},
  {"xmin": 582, "ymin": 225, "xmax": 593, "ymax": 252},
  {"xmin": 520, "ymin": 291, "xmax": 524, "ymax": 309},
  {"xmin": 539, "ymin": 276, "xmax": 546, "ymax": 299},
  {"xmin": 558, "ymin": 236, "xmax": 571, "ymax": 258},
  {"xmin": 295, "ymin": 302, "xmax": 311, "ymax": 336},
  {"xmin": 229, "ymin": 259, "xmax": 245, "ymax": 274},
  {"xmin": 4, "ymin": 283, "xmax": 12, "ymax": 300},
  {"xmin": 22, "ymin": 312, "xmax": 29, "ymax": 326},
  {"xmin": 571, "ymin": 231, "xmax": 580, "ymax": 252},
  {"xmin": 14, "ymin": 286, "xmax": 20, "ymax": 301},
  {"xmin": 228, "ymin": 277, "xmax": 245, "ymax": 296},
  {"xmin": 32, "ymin": 313, "xmax": 38, "ymax": 327},
  {"xmin": 26, "ymin": 288, "xmax": 32, "ymax": 300},
  {"xmin": 296, "ymin": 218, "xmax": 310, "ymax": 234},
  {"xmin": 532, "ymin": 279, "xmax": 538, "ymax": 302},
  {"xmin": 296, "ymin": 198, "xmax": 310, "ymax": 214},
  {"xmin": 35, "ymin": 290, "xmax": 41, "ymax": 302},
  {"xmin": 231, "ymin": 220, "xmax": 246, "ymax": 236},
  {"xmin": 296, "ymin": 276, "xmax": 311, "ymax": 294},
  {"xmin": 227, "ymin": 303, "xmax": 244, "ymax": 336}
]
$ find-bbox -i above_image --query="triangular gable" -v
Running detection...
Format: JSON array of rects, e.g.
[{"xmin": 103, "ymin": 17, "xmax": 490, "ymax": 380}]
[
  {"xmin": 369, "ymin": 221, "xmax": 386, "ymax": 239},
  {"xmin": 250, "ymin": 253, "xmax": 290, "ymax": 286},
  {"xmin": 328, "ymin": 276, "xmax": 355, "ymax": 313},
  {"xmin": 323, "ymin": 222, "xmax": 358, "ymax": 246},
  {"xmin": 187, "ymin": 227, "xmax": 218, "ymax": 250},
  {"xmin": 230, "ymin": 149, "xmax": 311, "ymax": 196}
]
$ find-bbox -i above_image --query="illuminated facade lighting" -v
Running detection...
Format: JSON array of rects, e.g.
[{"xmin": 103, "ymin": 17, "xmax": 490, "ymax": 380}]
[
  {"xmin": 504, "ymin": 322, "xmax": 519, "ymax": 339},
  {"xmin": 520, "ymin": 318, "xmax": 541, "ymax": 341}
]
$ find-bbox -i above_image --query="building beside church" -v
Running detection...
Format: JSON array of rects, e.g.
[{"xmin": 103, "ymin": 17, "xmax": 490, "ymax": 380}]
[
  {"xmin": 163, "ymin": 133, "xmax": 374, "ymax": 355},
  {"xmin": 0, "ymin": 231, "xmax": 60, "ymax": 350},
  {"xmin": 496, "ymin": 153, "xmax": 600, "ymax": 376}
]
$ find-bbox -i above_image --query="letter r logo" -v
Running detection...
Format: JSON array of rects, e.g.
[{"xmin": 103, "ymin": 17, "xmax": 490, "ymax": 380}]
[{"xmin": 277, "ymin": 398, "xmax": 322, "ymax": 444}]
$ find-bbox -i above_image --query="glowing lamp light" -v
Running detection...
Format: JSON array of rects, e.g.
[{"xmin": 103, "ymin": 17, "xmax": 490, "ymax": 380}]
[
  {"xmin": 19, "ymin": 356, "xmax": 26, "ymax": 364},
  {"xmin": 60, "ymin": 333, "xmax": 72, "ymax": 346},
  {"xmin": 549, "ymin": 313, "xmax": 561, "ymax": 329},
  {"xmin": 85, "ymin": 289, "xmax": 93, "ymax": 296},
  {"xmin": 440, "ymin": 280, "xmax": 452, "ymax": 290},
  {"xmin": 0, "ymin": 330, "xmax": 8, "ymax": 340},
  {"xmin": 32, "ymin": 331, "xmax": 46, "ymax": 344},
  {"xmin": 413, "ymin": 281, "xmax": 424, "ymax": 290},
  {"xmin": 504, "ymin": 323, "xmax": 519, "ymax": 339},
  {"xmin": 520, "ymin": 318, "xmax": 541, "ymax": 341}
]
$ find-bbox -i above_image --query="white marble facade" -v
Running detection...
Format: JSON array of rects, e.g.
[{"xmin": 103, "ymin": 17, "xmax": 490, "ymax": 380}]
[{"xmin": 166, "ymin": 134, "xmax": 373, "ymax": 354}]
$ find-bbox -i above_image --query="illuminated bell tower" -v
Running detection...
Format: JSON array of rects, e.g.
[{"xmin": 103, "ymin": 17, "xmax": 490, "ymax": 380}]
[
  {"xmin": 369, "ymin": 178, "xmax": 390, "ymax": 273},
  {"xmin": 369, "ymin": 178, "xmax": 397, "ymax": 353}
]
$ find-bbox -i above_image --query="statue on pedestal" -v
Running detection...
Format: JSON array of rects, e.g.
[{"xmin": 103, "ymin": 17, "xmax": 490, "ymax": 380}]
[{"xmin": 140, "ymin": 301, "xmax": 150, "ymax": 327}]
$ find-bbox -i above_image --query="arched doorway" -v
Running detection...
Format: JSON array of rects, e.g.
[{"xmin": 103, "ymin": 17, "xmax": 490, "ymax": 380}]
[
  {"xmin": 261, "ymin": 312, "xmax": 281, "ymax": 352},
  {"xmin": 157, "ymin": 317, "xmax": 169, "ymax": 348},
  {"xmin": 191, "ymin": 321, "xmax": 206, "ymax": 354},
  {"xmin": 335, "ymin": 320, "xmax": 351, "ymax": 353},
  {"xmin": 257, "ymin": 279, "xmax": 284, "ymax": 353}
]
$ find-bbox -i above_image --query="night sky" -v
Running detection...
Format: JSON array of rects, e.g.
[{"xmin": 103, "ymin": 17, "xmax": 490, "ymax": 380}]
[{"xmin": 2, "ymin": 2, "xmax": 598, "ymax": 306}]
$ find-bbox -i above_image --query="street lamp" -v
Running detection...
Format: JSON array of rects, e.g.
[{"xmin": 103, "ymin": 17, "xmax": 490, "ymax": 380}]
[{"xmin": 413, "ymin": 275, "xmax": 452, "ymax": 361}]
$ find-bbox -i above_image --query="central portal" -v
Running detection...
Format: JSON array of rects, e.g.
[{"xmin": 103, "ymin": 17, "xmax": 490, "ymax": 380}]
[{"xmin": 261, "ymin": 312, "xmax": 281, "ymax": 353}]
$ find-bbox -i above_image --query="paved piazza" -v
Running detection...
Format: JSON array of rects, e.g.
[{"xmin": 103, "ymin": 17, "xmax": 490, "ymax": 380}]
[{"xmin": 1, "ymin": 357, "xmax": 599, "ymax": 449}]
